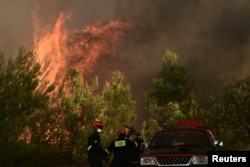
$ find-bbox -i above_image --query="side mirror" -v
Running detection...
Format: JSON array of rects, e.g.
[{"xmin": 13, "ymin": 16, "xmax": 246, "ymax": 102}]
[
  {"xmin": 141, "ymin": 142, "xmax": 148, "ymax": 150},
  {"xmin": 214, "ymin": 140, "xmax": 223, "ymax": 147}
]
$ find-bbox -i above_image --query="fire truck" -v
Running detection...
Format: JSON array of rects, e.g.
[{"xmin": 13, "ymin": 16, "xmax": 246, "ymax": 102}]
[{"xmin": 139, "ymin": 120, "xmax": 223, "ymax": 166}]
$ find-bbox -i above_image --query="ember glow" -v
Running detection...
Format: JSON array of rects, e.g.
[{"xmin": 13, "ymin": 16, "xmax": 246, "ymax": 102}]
[{"xmin": 33, "ymin": 11, "xmax": 134, "ymax": 85}]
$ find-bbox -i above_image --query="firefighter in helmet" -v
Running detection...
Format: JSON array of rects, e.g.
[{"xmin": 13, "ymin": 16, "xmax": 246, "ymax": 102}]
[
  {"xmin": 127, "ymin": 128, "xmax": 145, "ymax": 167},
  {"xmin": 104, "ymin": 127, "xmax": 134, "ymax": 167},
  {"xmin": 87, "ymin": 119, "xmax": 104, "ymax": 167}
]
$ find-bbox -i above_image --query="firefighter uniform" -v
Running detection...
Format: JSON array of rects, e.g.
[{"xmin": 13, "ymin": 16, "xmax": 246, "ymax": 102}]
[
  {"xmin": 128, "ymin": 130, "xmax": 145, "ymax": 167},
  {"xmin": 104, "ymin": 128, "xmax": 133, "ymax": 167},
  {"xmin": 87, "ymin": 120, "xmax": 104, "ymax": 167}
]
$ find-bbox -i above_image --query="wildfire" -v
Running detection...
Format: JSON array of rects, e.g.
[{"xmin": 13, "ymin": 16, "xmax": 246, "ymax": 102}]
[
  {"xmin": 33, "ymin": 11, "xmax": 135, "ymax": 86},
  {"xmin": 33, "ymin": 11, "xmax": 68, "ymax": 85}
]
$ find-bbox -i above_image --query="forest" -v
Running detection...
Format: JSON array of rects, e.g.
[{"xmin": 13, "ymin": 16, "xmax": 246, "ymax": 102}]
[{"xmin": 0, "ymin": 47, "xmax": 249, "ymax": 166}]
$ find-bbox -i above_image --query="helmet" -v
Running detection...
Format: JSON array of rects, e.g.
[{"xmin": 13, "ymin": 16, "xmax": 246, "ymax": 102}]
[
  {"xmin": 118, "ymin": 127, "xmax": 126, "ymax": 135},
  {"xmin": 92, "ymin": 119, "xmax": 104, "ymax": 133},
  {"xmin": 92, "ymin": 119, "xmax": 104, "ymax": 128}
]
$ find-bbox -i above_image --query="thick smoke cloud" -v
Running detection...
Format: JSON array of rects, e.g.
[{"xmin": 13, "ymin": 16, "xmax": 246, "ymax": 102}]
[
  {"xmin": 113, "ymin": 0, "xmax": 250, "ymax": 100},
  {"xmin": 1, "ymin": 0, "xmax": 250, "ymax": 127}
]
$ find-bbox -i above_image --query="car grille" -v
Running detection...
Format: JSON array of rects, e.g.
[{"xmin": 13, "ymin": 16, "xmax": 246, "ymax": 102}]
[{"xmin": 155, "ymin": 156, "xmax": 192, "ymax": 166}]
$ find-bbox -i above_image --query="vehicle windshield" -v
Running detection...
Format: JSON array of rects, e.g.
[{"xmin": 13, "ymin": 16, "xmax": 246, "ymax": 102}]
[{"xmin": 150, "ymin": 130, "xmax": 211, "ymax": 148}]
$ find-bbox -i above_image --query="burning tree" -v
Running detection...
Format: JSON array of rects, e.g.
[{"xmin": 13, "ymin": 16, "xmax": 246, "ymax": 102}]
[{"xmin": 32, "ymin": 11, "xmax": 135, "ymax": 87}]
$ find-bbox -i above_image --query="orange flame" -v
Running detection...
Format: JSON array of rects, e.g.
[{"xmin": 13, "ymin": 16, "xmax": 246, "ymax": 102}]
[
  {"xmin": 33, "ymin": 11, "xmax": 68, "ymax": 85},
  {"xmin": 33, "ymin": 11, "xmax": 134, "ymax": 85},
  {"xmin": 67, "ymin": 20, "xmax": 133, "ymax": 73}
]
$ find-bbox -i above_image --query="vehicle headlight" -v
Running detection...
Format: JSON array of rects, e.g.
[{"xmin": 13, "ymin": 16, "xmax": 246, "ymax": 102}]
[
  {"xmin": 192, "ymin": 156, "xmax": 208, "ymax": 164},
  {"xmin": 140, "ymin": 157, "xmax": 156, "ymax": 165}
]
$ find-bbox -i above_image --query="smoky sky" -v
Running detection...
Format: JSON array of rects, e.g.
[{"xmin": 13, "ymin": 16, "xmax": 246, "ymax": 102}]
[{"xmin": 1, "ymin": 0, "xmax": 250, "ymax": 127}]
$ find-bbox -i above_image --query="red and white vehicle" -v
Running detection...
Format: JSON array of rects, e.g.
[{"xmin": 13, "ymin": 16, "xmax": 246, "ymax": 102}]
[{"xmin": 139, "ymin": 120, "xmax": 223, "ymax": 166}]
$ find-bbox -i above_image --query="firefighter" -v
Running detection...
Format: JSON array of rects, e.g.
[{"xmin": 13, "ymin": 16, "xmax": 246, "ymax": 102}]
[
  {"xmin": 127, "ymin": 129, "xmax": 145, "ymax": 167},
  {"xmin": 87, "ymin": 119, "xmax": 104, "ymax": 167},
  {"xmin": 104, "ymin": 127, "xmax": 133, "ymax": 167}
]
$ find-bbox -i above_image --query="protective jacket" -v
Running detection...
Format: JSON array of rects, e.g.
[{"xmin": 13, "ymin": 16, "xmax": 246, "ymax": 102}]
[
  {"xmin": 87, "ymin": 132, "xmax": 103, "ymax": 167},
  {"xmin": 104, "ymin": 135, "xmax": 133, "ymax": 167},
  {"xmin": 128, "ymin": 134, "xmax": 144, "ymax": 166}
]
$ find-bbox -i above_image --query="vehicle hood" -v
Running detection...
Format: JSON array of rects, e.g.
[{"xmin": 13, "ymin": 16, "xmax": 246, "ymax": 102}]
[{"xmin": 141, "ymin": 146, "xmax": 211, "ymax": 156}]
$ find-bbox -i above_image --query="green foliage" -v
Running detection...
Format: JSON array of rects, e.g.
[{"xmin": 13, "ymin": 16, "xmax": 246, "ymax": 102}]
[
  {"xmin": 101, "ymin": 71, "xmax": 137, "ymax": 145},
  {"xmin": 150, "ymin": 50, "xmax": 191, "ymax": 104},
  {"xmin": 141, "ymin": 119, "xmax": 161, "ymax": 143},
  {"xmin": 0, "ymin": 47, "xmax": 49, "ymax": 165},
  {"xmin": 34, "ymin": 69, "xmax": 137, "ymax": 164},
  {"xmin": 44, "ymin": 69, "xmax": 103, "ymax": 162},
  {"xmin": 166, "ymin": 102, "xmax": 186, "ymax": 125},
  {"xmin": 6, "ymin": 45, "xmax": 246, "ymax": 165},
  {"xmin": 207, "ymin": 76, "xmax": 250, "ymax": 149},
  {"xmin": 0, "ymin": 47, "xmax": 46, "ymax": 138},
  {"xmin": 146, "ymin": 50, "xmax": 199, "ymax": 127}
]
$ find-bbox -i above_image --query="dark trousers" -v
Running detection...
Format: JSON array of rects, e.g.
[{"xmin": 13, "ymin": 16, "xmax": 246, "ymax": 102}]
[
  {"xmin": 89, "ymin": 160, "xmax": 103, "ymax": 167},
  {"xmin": 128, "ymin": 162, "xmax": 139, "ymax": 167}
]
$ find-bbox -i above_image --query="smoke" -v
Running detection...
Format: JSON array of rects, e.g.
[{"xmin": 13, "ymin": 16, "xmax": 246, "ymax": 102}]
[
  {"xmin": 1, "ymin": 0, "xmax": 250, "ymax": 127},
  {"xmin": 113, "ymin": 0, "xmax": 250, "ymax": 101}
]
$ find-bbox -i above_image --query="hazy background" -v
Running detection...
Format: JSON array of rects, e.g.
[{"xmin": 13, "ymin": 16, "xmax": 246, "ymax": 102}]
[{"xmin": 1, "ymin": 0, "xmax": 250, "ymax": 127}]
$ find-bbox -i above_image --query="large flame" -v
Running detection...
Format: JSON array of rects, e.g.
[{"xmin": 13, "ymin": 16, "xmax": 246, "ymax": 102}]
[
  {"xmin": 33, "ymin": 11, "xmax": 134, "ymax": 86},
  {"xmin": 33, "ymin": 11, "xmax": 68, "ymax": 85},
  {"xmin": 67, "ymin": 20, "xmax": 133, "ymax": 73}
]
